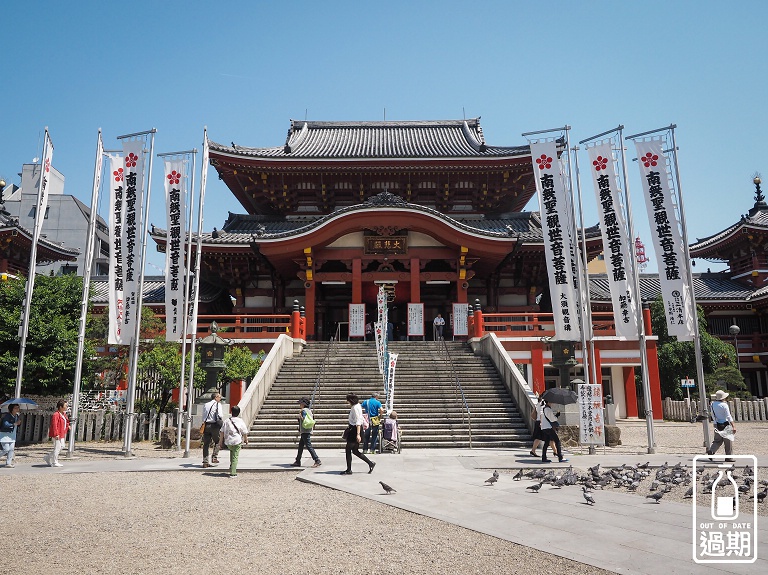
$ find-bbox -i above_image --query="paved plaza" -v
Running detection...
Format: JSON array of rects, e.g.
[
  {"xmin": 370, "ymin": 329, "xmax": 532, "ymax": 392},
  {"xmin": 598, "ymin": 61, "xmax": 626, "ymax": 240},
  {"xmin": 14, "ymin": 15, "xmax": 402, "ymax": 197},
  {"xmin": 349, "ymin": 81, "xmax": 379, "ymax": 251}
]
[{"xmin": 3, "ymin": 441, "xmax": 766, "ymax": 574}]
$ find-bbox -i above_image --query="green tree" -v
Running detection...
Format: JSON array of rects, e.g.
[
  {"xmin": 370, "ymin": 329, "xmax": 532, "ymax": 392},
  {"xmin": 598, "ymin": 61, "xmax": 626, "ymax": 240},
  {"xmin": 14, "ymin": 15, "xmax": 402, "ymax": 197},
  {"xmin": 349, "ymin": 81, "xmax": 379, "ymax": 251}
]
[
  {"xmin": 0, "ymin": 274, "xmax": 96, "ymax": 397},
  {"xmin": 650, "ymin": 296, "xmax": 743, "ymax": 400},
  {"xmin": 137, "ymin": 339, "xmax": 204, "ymax": 413},
  {"xmin": 220, "ymin": 346, "xmax": 264, "ymax": 385}
]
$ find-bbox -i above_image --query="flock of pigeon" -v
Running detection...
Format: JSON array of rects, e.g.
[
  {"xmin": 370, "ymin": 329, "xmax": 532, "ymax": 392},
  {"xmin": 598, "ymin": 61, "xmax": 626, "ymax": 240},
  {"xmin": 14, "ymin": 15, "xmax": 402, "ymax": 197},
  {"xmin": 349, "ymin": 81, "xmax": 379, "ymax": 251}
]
[{"xmin": 483, "ymin": 461, "xmax": 768, "ymax": 507}]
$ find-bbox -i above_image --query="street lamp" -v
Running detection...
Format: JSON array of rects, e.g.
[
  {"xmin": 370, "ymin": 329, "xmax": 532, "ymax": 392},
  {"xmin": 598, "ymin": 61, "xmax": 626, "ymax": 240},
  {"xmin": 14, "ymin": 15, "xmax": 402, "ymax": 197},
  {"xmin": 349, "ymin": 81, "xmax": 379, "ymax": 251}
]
[{"xmin": 729, "ymin": 324, "xmax": 741, "ymax": 373}]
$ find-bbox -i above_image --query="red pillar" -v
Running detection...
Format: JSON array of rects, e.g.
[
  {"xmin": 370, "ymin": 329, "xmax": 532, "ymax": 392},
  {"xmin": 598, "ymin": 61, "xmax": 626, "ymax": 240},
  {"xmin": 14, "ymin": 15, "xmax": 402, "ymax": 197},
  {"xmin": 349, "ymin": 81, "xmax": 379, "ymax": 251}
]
[
  {"xmin": 623, "ymin": 366, "xmax": 638, "ymax": 418},
  {"xmin": 473, "ymin": 306, "xmax": 484, "ymax": 338},
  {"xmin": 410, "ymin": 258, "xmax": 420, "ymax": 303},
  {"xmin": 643, "ymin": 305, "xmax": 663, "ymax": 421},
  {"xmin": 531, "ymin": 346, "xmax": 545, "ymax": 395},
  {"xmin": 352, "ymin": 258, "xmax": 362, "ymax": 303},
  {"xmin": 592, "ymin": 347, "xmax": 602, "ymax": 388},
  {"xmin": 290, "ymin": 301, "xmax": 301, "ymax": 338}
]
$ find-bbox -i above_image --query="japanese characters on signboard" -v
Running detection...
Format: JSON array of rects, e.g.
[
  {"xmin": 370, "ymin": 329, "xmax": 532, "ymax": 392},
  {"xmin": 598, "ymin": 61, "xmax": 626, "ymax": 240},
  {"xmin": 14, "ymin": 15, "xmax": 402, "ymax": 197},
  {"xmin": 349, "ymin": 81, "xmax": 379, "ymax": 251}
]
[
  {"xmin": 348, "ymin": 303, "xmax": 366, "ymax": 338},
  {"xmin": 452, "ymin": 303, "xmax": 469, "ymax": 336},
  {"xmin": 407, "ymin": 303, "xmax": 424, "ymax": 336},
  {"xmin": 577, "ymin": 383, "xmax": 605, "ymax": 445}
]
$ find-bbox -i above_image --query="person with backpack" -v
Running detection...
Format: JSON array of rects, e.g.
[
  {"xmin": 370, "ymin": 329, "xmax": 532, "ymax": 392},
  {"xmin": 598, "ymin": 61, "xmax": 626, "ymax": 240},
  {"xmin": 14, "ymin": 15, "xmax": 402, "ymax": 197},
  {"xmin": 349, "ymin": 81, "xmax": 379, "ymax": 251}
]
[{"xmin": 293, "ymin": 397, "xmax": 321, "ymax": 468}]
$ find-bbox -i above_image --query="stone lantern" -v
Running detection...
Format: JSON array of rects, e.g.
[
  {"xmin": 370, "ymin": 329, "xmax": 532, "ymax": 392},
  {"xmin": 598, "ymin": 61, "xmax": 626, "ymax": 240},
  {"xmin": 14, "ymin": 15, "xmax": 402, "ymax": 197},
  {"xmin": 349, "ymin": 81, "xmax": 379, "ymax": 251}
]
[
  {"xmin": 196, "ymin": 321, "xmax": 231, "ymax": 403},
  {"xmin": 549, "ymin": 340, "xmax": 579, "ymax": 389}
]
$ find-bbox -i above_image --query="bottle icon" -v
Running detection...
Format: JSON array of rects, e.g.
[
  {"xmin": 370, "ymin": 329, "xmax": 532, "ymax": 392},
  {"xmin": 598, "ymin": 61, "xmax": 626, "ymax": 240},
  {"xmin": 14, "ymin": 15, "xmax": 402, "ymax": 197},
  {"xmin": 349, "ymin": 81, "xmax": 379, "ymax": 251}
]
[{"xmin": 711, "ymin": 464, "xmax": 739, "ymax": 520}]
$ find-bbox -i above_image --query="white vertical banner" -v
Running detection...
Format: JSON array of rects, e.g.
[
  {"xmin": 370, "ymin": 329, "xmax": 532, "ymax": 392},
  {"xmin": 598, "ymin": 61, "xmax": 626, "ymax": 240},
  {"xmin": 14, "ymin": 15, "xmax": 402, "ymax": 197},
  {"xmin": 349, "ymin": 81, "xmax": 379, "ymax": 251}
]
[
  {"xmin": 586, "ymin": 143, "xmax": 639, "ymax": 340},
  {"xmin": 386, "ymin": 352, "xmax": 398, "ymax": 412},
  {"xmin": 348, "ymin": 303, "xmax": 365, "ymax": 337},
  {"xmin": 633, "ymin": 139, "xmax": 695, "ymax": 340},
  {"xmin": 107, "ymin": 154, "xmax": 125, "ymax": 345},
  {"xmin": 120, "ymin": 140, "xmax": 145, "ymax": 340},
  {"xmin": 578, "ymin": 383, "xmax": 605, "ymax": 445},
  {"xmin": 530, "ymin": 141, "xmax": 582, "ymax": 341},
  {"xmin": 407, "ymin": 303, "xmax": 424, "ymax": 337},
  {"xmin": 34, "ymin": 133, "xmax": 54, "ymax": 237},
  {"xmin": 164, "ymin": 159, "xmax": 186, "ymax": 342},
  {"xmin": 452, "ymin": 303, "xmax": 469, "ymax": 336}
]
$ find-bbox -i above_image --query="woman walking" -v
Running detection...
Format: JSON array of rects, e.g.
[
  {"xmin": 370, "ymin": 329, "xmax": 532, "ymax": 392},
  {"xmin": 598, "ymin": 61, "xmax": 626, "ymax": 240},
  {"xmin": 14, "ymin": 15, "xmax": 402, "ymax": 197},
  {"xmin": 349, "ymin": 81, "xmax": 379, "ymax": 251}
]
[{"xmin": 341, "ymin": 393, "xmax": 375, "ymax": 475}]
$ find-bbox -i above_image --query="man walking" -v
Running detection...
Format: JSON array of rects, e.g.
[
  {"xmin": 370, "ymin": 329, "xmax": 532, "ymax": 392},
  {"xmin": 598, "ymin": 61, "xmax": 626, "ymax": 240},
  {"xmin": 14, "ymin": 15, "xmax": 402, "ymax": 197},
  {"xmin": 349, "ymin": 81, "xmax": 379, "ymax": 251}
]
[
  {"xmin": 293, "ymin": 397, "xmax": 321, "ymax": 468},
  {"xmin": 202, "ymin": 393, "xmax": 223, "ymax": 468},
  {"xmin": 707, "ymin": 389, "xmax": 736, "ymax": 462},
  {"xmin": 433, "ymin": 313, "xmax": 445, "ymax": 339}
]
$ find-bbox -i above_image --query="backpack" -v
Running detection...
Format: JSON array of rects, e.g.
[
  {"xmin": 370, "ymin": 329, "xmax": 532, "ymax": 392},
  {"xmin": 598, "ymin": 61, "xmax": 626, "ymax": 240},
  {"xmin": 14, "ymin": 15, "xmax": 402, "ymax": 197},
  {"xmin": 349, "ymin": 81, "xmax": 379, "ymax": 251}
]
[{"xmin": 301, "ymin": 409, "xmax": 316, "ymax": 431}]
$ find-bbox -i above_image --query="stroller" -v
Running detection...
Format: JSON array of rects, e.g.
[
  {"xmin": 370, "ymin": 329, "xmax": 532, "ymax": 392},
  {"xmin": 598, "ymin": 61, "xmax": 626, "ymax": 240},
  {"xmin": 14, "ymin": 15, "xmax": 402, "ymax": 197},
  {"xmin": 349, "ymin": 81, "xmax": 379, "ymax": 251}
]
[{"xmin": 378, "ymin": 412, "xmax": 402, "ymax": 453}]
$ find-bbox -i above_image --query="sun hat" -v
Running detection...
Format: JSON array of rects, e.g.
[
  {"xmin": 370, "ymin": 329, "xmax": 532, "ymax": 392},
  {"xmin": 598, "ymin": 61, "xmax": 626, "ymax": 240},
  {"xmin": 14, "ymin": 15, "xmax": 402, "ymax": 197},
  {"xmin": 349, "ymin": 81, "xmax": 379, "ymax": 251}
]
[{"xmin": 714, "ymin": 390, "xmax": 729, "ymax": 401}]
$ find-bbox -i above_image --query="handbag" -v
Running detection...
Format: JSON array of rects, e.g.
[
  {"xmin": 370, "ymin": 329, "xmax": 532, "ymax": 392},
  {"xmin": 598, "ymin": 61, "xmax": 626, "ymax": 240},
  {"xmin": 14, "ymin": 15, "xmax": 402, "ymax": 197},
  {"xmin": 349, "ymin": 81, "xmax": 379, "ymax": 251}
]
[
  {"xmin": 342, "ymin": 426, "xmax": 351, "ymax": 440},
  {"xmin": 301, "ymin": 409, "xmax": 316, "ymax": 431},
  {"xmin": 199, "ymin": 403, "xmax": 216, "ymax": 436},
  {"xmin": 370, "ymin": 415, "xmax": 381, "ymax": 427}
]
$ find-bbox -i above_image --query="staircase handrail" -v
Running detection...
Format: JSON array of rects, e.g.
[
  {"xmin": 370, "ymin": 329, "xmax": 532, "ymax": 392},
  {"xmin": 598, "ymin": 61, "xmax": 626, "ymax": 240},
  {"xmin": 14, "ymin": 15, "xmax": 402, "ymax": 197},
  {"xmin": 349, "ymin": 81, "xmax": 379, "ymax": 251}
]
[
  {"xmin": 310, "ymin": 322, "xmax": 340, "ymax": 408},
  {"xmin": 436, "ymin": 337, "xmax": 473, "ymax": 448},
  {"xmin": 237, "ymin": 334, "xmax": 300, "ymax": 428}
]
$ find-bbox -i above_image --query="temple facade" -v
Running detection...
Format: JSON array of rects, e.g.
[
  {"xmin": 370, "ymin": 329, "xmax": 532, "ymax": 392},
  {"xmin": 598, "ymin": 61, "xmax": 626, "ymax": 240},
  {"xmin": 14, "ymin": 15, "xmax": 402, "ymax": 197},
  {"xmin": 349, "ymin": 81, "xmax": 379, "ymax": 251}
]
[{"xmin": 151, "ymin": 119, "xmax": 664, "ymax": 419}]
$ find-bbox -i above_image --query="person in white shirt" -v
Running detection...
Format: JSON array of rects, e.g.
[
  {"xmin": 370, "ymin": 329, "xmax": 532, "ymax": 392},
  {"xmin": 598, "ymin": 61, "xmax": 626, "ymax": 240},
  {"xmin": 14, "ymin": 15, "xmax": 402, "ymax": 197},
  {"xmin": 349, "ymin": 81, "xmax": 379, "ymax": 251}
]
[
  {"xmin": 707, "ymin": 389, "xmax": 736, "ymax": 462},
  {"xmin": 433, "ymin": 314, "xmax": 445, "ymax": 339},
  {"xmin": 539, "ymin": 399, "xmax": 568, "ymax": 463},
  {"xmin": 201, "ymin": 393, "xmax": 222, "ymax": 468},
  {"xmin": 218, "ymin": 406, "xmax": 249, "ymax": 477},
  {"xmin": 341, "ymin": 393, "xmax": 375, "ymax": 475}
]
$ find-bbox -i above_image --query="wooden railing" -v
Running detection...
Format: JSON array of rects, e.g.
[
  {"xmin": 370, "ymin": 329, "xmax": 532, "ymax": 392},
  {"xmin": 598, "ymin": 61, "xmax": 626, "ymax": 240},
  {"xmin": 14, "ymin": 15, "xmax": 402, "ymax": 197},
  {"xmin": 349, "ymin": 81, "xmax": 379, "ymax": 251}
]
[
  {"xmin": 480, "ymin": 311, "xmax": 619, "ymax": 337},
  {"xmin": 194, "ymin": 314, "xmax": 291, "ymax": 339}
]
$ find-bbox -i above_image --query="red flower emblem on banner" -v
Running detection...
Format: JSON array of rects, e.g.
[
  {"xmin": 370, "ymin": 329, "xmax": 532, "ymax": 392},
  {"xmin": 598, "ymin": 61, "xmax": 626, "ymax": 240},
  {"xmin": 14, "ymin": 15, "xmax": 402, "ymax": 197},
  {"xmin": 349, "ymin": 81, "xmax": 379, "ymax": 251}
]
[
  {"xmin": 592, "ymin": 155, "xmax": 608, "ymax": 171},
  {"xmin": 535, "ymin": 154, "xmax": 552, "ymax": 170},
  {"xmin": 167, "ymin": 170, "xmax": 181, "ymax": 185},
  {"xmin": 44, "ymin": 158, "xmax": 51, "ymax": 173},
  {"xmin": 125, "ymin": 152, "xmax": 138, "ymax": 168},
  {"xmin": 113, "ymin": 168, "xmax": 124, "ymax": 182},
  {"xmin": 641, "ymin": 152, "xmax": 659, "ymax": 167}
]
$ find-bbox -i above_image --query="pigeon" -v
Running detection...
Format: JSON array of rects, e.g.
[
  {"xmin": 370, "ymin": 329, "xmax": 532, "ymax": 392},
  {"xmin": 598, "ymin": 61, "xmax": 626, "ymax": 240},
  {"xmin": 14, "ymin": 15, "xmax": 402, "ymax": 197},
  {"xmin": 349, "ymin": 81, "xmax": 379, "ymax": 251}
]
[
  {"xmin": 646, "ymin": 492, "xmax": 664, "ymax": 503},
  {"xmin": 512, "ymin": 469, "xmax": 524, "ymax": 481},
  {"xmin": 485, "ymin": 475, "xmax": 499, "ymax": 486},
  {"xmin": 588, "ymin": 464, "xmax": 600, "ymax": 476},
  {"xmin": 583, "ymin": 489, "xmax": 596, "ymax": 506},
  {"xmin": 755, "ymin": 489, "xmax": 767, "ymax": 503},
  {"xmin": 684, "ymin": 487, "xmax": 694, "ymax": 498},
  {"xmin": 526, "ymin": 482, "xmax": 543, "ymax": 493},
  {"xmin": 379, "ymin": 481, "xmax": 396, "ymax": 495},
  {"xmin": 649, "ymin": 480, "xmax": 659, "ymax": 491},
  {"xmin": 638, "ymin": 461, "xmax": 650, "ymax": 470}
]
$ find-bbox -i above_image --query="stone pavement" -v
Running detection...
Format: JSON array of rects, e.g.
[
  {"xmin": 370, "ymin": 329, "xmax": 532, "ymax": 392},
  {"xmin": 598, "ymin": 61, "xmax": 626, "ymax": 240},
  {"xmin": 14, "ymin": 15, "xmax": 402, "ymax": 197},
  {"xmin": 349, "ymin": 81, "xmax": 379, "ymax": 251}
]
[{"xmin": 5, "ymin": 448, "xmax": 766, "ymax": 574}]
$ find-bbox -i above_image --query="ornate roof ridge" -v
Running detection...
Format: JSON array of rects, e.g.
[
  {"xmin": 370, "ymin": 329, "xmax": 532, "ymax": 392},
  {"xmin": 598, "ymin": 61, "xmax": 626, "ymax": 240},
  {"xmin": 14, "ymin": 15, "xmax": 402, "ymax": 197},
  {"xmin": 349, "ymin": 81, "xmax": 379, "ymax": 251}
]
[{"xmin": 288, "ymin": 118, "xmax": 481, "ymax": 128}]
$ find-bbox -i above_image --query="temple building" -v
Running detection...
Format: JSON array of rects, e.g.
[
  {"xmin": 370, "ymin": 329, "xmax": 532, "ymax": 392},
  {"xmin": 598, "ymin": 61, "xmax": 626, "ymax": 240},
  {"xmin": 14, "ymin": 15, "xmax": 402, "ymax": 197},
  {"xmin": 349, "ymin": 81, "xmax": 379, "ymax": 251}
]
[{"xmin": 150, "ymin": 119, "xmax": 666, "ymax": 419}]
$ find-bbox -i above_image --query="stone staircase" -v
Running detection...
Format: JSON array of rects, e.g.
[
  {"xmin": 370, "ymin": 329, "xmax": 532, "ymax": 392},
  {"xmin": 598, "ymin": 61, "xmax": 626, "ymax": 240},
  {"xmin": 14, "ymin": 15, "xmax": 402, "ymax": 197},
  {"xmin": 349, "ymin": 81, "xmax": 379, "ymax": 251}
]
[{"xmin": 245, "ymin": 340, "xmax": 530, "ymax": 449}]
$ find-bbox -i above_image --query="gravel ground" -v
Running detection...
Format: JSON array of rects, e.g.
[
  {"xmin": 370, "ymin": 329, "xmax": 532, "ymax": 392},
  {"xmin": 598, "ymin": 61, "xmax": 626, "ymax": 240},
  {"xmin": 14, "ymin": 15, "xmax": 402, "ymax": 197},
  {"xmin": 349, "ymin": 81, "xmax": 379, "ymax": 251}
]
[{"xmin": 2, "ymin": 421, "xmax": 765, "ymax": 574}]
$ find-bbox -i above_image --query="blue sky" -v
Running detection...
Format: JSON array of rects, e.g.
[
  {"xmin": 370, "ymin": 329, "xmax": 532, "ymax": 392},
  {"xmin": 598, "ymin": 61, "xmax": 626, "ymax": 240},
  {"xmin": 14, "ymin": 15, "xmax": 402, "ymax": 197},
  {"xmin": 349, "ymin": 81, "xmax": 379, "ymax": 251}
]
[{"xmin": 2, "ymin": 0, "xmax": 767, "ymax": 274}]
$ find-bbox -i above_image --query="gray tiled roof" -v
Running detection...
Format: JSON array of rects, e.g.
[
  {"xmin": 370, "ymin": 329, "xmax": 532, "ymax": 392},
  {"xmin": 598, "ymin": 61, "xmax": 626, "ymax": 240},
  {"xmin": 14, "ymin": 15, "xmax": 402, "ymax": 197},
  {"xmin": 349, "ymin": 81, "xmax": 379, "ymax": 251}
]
[
  {"xmin": 690, "ymin": 207, "xmax": 768, "ymax": 252},
  {"xmin": 0, "ymin": 210, "xmax": 80, "ymax": 258},
  {"xmin": 211, "ymin": 119, "xmax": 530, "ymax": 160},
  {"xmin": 589, "ymin": 273, "xmax": 754, "ymax": 302},
  {"xmin": 89, "ymin": 276, "xmax": 224, "ymax": 305}
]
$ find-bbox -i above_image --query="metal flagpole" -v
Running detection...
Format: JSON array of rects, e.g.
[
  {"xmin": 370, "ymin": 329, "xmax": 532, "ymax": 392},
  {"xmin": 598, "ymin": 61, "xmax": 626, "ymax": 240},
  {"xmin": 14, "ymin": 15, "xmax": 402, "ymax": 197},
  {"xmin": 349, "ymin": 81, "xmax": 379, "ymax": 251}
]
[
  {"xmin": 571, "ymin": 147, "xmax": 598, "ymax": 387},
  {"xmin": 563, "ymin": 128, "xmax": 591, "ymax": 387},
  {"xmin": 170, "ymin": 149, "xmax": 197, "ymax": 452},
  {"xmin": 122, "ymin": 128, "xmax": 157, "ymax": 456},
  {"xmin": 67, "ymin": 129, "xmax": 104, "ymax": 457},
  {"xmin": 185, "ymin": 128, "xmax": 209, "ymax": 457},
  {"xmin": 667, "ymin": 125, "xmax": 711, "ymax": 448},
  {"xmin": 15, "ymin": 128, "xmax": 53, "ymax": 398},
  {"xmin": 615, "ymin": 126, "xmax": 656, "ymax": 453}
]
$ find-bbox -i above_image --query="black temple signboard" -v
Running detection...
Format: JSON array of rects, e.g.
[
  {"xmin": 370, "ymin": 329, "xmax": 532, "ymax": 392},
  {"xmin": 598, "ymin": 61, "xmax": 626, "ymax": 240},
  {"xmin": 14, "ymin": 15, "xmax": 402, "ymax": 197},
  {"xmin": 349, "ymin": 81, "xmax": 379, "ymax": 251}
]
[{"xmin": 364, "ymin": 236, "xmax": 407, "ymax": 255}]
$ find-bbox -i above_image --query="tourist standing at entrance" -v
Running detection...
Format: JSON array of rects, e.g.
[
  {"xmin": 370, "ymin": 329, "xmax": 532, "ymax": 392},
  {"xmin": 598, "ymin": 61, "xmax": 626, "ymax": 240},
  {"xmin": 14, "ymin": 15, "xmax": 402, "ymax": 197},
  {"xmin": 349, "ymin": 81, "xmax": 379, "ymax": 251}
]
[
  {"xmin": 707, "ymin": 389, "xmax": 736, "ymax": 461},
  {"xmin": 0, "ymin": 403, "xmax": 21, "ymax": 468},
  {"xmin": 44, "ymin": 400, "xmax": 69, "ymax": 467},
  {"xmin": 293, "ymin": 397, "xmax": 321, "ymax": 468},
  {"xmin": 433, "ymin": 313, "xmax": 445, "ymax": 339},
  {"xmin": 365, "ymin": 319, "xmax": 373, "ymax": 341},
  {"xmin": 362, "ymin": 392, "xmax": 383, "ymax": 454},
  {"xmin": 202, "ymin": 393, "xmax": 223, "ymax": 468},
  {"xmin": 539, "ymin": 399, "xmax": 567, "ymax": 463},
  {"xmin": 219, "ymin": 405, "xmax": 248, "ymax": 477},
  {"xmin": 341, "ymin": 393, "xmax": 375, "ymax": 475}
]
